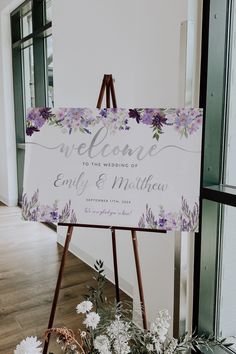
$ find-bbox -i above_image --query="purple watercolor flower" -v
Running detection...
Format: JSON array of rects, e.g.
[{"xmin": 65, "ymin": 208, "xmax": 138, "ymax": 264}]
[
  {"xmin": 141, "ymin": 113, "xmax": 153, "ymax": 125},
  {"xmin": 175, "ymin": 113, "xmax": 191, "ymax": 128},
  {"xmin": 50, "ymin": 210, "xmax": 59, "ymax": 221},
  {"xmin": 158, "ymin": 217, "xmax": 167, "ymax": 228},
  {"xmin": 39, "ymin": 107, "xmax": 51, "ymax": 119},
  {"xmin": 26, "ymin": 126, "xmax": 40, "ymax": 136},
  {"xmin": 129, "ymin": 109, "xmax": 141, "ymax": 123},
  {"xmin": 152, "ymin": 112, "xmax": 168, "ymax": 129},
  {"xmin": 34, "ymin": 115, "xmax": 46, "ymax": 128},
  {"xmin": 57, "ymin": 108, "xmax": 96, "ymax": 134},
  {"xmin": 100, "ymin": 109, "xmax": 107, "ymax": 117},
  {"xmin": 171, "ymin": 108, "xmax": 202, "ymax": 138},
  {"xmin": 26, "ymin": 107, "xmax": 52, "ymax": 136}
]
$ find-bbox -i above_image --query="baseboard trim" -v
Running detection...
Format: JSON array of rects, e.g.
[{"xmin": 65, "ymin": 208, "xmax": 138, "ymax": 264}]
[{"xmin": 0, "ymin": 194, "xmax": 17, "ymax": 206}]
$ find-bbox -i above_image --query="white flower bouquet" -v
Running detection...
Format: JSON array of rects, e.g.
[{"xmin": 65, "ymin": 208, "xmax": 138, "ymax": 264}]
[{"xmin": 15, "ymin": 261, "xmax": 233, "ymax": 354}]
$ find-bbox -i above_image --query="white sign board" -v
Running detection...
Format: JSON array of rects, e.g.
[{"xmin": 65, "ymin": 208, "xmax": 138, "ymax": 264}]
[{"xmin": 22, "ymin": 108, "xmax": 202, "ymax": 231}]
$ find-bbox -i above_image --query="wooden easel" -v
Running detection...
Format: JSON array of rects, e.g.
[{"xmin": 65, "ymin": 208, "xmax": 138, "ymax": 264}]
[{"xmin": 43, "ymin": 75, "xmax": 167, "ymax": 353}]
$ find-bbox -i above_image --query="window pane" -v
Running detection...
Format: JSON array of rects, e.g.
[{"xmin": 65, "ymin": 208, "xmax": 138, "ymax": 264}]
[
  {"xmin": 21, "ymin": 1, "xmax": 32, "ymax": 37},
  {"xmin": 199, "ymin": 0, "xmax": 236, "ymax": 345},
  {"xmin": 45, "ymin": 0, "xmax": 52, "ymax": 23},
  {"xmin": 22, "ymin": 45, "xmax": 35, "ymax": 112},
  {"xmin": 11, "ymin": 0, "xmax": 53, "ymax": 204},
  {"xmin": 225, "ymin": 1, "xmax": 236, "ymax": 186},
  {"xmin": 218, "ymin": 205, "xmax": 236, "ymax": 349},
  {"xmin": 46, "ymin": 35, "xmax": 54, "ymax": 106}
]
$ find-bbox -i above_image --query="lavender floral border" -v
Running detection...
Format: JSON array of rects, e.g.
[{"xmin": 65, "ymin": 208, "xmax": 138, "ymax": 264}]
[
  {"xmin": 138, "ymin": 197, "xmax": 199, "ymax": 232},
  {"xmin": 26, "ymin": 107, "xmax": 203, "ymax": 141},
  {"xmin": 22, "ymin": 190, "xmax": 198, "ymax": 231},
  {"xmin": 22, "ymin": 190, "xmax": 78, "ymax": 224}
]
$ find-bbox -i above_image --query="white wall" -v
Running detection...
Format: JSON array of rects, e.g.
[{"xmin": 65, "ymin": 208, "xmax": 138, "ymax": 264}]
[
  {"xmin": 53, "ymin": 0, "xmax": 187, "ymax": 107},
  {"xmin": 53, "ymin": 0, "xmax": 193, "ymax": 327},
  {"xmin": 0, "ymin": 0, "xmax": 23, "ymax": 206},
  {"xmin": 187, "ymin": 0, "xmax": 203, "ymax": 106}
]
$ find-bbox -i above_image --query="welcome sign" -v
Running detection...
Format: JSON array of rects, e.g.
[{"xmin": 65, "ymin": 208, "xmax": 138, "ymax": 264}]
[{"xmin": 22, "ymin": 108, "xmax": 203, "ymax": 231}]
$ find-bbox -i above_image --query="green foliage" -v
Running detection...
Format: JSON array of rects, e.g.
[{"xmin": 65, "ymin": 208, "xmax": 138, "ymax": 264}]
[
  {"xmin": 84, "ymin": 260, "xmax": 106, "ymax": 311},
  {"xmin": 50, "ymin": 261, "xmax": 233, "ymax": 354}
]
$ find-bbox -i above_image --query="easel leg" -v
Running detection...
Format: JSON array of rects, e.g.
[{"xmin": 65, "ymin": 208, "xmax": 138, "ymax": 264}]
[
  {"xmin": 106, "ymin": 77, "xmax": 111, "ymax": 108},
  {"xmin": 111, "ymin": 229, "xmax": 120, "ymax": 303},
  {"xmin": 173, "ymin": 231, "xmax": 181, "ymax": 338},
  {"xmin": 43, "ymin": 225, "xmax": 74, "ymax": 354},
  {"xmin": 131, "ymin": 230, "xmax": 148, "ymax": 329}
]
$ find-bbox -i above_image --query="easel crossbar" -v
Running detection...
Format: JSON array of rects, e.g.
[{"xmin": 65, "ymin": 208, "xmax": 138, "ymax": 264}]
[{"xmin": 58, "ymin": 222, "xmax": 167, "ymax": 233}]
